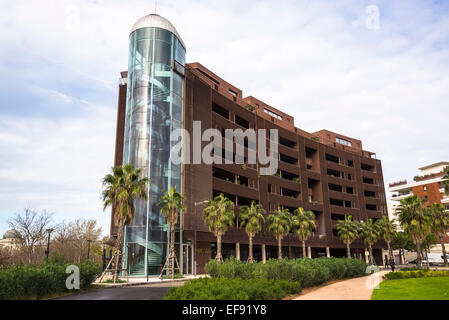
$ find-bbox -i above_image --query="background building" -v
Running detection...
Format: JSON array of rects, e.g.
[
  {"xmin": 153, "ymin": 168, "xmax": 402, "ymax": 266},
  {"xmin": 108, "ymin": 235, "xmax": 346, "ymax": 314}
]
[
  {"xmin": 0, "ymin": 230, "xmax": 19, "ymax": 249},
  {"xmin": 112, "ymin": 14, "xmax": 388, "ymax": 276},
  {"xmin": 389, "ymin": 161, "xmax": 449, "ymax": 254}
]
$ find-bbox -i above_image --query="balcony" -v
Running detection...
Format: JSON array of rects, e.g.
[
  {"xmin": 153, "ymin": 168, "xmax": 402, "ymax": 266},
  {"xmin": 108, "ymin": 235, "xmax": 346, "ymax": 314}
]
[
  {"xmin": 391, "ymin": 193, "xmax": 412, "ymax": 201},
  {"xmin": 389, "ymin": 180, "xmax": 407, "ymax": 188},
  {"xmin": 212, "ymin": 177, "xmax": 259, "ymax": 199}
]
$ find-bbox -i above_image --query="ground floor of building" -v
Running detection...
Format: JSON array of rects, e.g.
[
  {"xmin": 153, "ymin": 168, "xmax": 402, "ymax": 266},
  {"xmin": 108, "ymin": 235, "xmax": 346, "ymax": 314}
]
[{"xmin": 122, "ymin": 233, "xmax": 384, "ymax": 276}]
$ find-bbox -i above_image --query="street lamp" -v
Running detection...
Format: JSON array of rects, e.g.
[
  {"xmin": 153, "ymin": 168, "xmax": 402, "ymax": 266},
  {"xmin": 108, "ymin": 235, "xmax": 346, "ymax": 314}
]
[
  {"xmin": 87, "ymin": 239, "xmax": 92, "ymax": 260},
  {"xmin": 44, "ymin": 228, "xmax": 54, "ymax": 259},
  {"xmin": 193, "ymin": 200, "xmax": 207, "ymax": 276}
]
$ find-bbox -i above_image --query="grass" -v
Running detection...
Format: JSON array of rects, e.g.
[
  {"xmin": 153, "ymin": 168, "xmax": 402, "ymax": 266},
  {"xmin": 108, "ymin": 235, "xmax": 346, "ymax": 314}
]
[
  {"xmin": 372, "ymin": 277, "xmax": 449, "ymax": 300},
  {"xmin": 162, "ymin": 273, "xmax": 185, "ymax": 280},
  {"xmin": 101, "ymin": 279, "xmax": 128, "ymax": 284}
]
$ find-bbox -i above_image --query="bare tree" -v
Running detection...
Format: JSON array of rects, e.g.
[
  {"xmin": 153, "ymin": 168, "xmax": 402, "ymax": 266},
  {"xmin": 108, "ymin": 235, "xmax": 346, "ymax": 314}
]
[
  {"xmin": 7, "ymin": 208, "xmax": 53, "ymax": 265},
  {"xmin": 52, "ymin": 219, "xmax": 103, "ymax": 263},
  {"xmin": 0, "ymin": 247, "xmax": 14, "ymax": 266}
]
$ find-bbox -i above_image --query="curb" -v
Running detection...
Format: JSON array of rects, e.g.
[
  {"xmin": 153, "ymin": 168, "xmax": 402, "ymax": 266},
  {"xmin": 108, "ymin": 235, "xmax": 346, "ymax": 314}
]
[{"xmin": 94, "ymin": 277, "xmax": 205, "ymax": 288}]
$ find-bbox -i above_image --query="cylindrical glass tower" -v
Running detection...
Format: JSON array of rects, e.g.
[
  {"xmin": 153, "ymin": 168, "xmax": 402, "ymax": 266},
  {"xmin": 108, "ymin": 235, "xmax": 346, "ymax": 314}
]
[{"xmin": 122, "ymin": 14, "xmax": 186, "ymax": 276}]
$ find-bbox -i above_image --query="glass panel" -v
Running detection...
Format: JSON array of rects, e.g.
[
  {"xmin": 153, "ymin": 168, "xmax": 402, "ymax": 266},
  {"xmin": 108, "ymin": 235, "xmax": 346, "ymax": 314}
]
[{"xmin": 124, "ymin": 26, "xmax": 185, "ymax": 276}]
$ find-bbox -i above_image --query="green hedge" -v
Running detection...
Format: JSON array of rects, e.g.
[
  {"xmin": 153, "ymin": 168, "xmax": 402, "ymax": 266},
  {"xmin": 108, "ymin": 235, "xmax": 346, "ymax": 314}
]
[
  {"xmin": 0, "ymin": 260, "xmax": 101, "ymax": 300},
  {"xmin": 384, "ymin": 269, "xmax": 449, "ymax": 280},
  {"xmin": 205, "ymin": 257, "xmax": 367, "ymax": 288},
  {"xmin": 164, "ymin": 277, "xmax": 301, "ymax": 300}
]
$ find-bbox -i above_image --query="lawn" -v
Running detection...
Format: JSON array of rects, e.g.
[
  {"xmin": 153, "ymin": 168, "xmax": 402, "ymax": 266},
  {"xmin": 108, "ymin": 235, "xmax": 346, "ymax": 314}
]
[{"xmin": 372, "ymin": 277, "xmax": 449, "ymax": 300}]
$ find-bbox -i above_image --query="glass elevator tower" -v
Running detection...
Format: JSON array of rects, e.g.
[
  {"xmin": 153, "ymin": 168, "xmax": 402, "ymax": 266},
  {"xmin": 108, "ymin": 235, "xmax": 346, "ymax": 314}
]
[{"xmin": 122, "ymin": 14, "xmax": 186, "ymax": 276}]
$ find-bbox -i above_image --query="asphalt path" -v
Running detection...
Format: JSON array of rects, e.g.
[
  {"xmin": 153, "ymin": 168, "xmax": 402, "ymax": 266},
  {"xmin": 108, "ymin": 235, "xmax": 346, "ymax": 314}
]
[{"xmin": 54, "ymin": 281, "xmax": 185, "ymax": 300}]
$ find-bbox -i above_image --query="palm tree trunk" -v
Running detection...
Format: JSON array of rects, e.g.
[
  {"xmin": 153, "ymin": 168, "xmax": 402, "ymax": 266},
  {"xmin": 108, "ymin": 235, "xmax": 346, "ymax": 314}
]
[
  {"xmin": 278, "ymin": 237, "xmax": 282, "ymax": 261},
  {"xmin": 113, "ymin": 222, "xmax": 124, "ymax": 283},
  {"xmin": 416, "ymin": 242, "xmax": 422, "ymax": 269},
  {"xmin": 346, "ymin": 243, "xmax": 351, "ymax": 259},
  {"xmin": 368, "ymin": 245, "xmax": 374, "ymax": 265},
  {"xmin": 302, "ymin": 240, "xmax": 306, "ymax": 258},
  {"xmin": 248, "ymin": 235, "xmax": 254, "ymax": 263},
  {"xmin": 215, "ymin": 233, "xmax": 223, "ymax": 262},
  {"xmin": 169, "ymin": 223, "xmax": 176, "ymax": 278},
  {"xmin": 440, "ymin": 236, "xmax": 448, "ymax": 267}
]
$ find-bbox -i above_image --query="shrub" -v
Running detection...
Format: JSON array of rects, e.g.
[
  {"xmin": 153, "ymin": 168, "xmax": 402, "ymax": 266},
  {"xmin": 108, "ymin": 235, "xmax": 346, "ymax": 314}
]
[
  {"xmin": 0, "ymin": 260, "xmax": 101, "ymax": 300},
  {"xmin": 205, "ymin": 258, "xmax": 257, "ymax": 280},
  {"xmin": 398, "ymin": 267, "xmax": 420, "ymax": 272},
  {"xmin": 383, "ymin": 269, "xmax": 449, "ymax": 281},
  {"xmin": 164, "ymin": 277, "xmax": 301, "ymax": 300},
  {"xmin": 205, "ymin": 257, "xmax": 367, "ymax": 289}
]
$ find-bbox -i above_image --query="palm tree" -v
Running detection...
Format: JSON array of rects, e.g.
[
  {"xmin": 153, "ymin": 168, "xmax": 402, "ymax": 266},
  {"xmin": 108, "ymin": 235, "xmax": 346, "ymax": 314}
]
[
  {"xmin": 396, "ymin": 195, "xmax": 431, "ymax": 268},
  {"xmin": 376, "ymin": 216, "xmax": 397, "ymax": 263},
  {"xmin": 359, "ymin": 219, "xmax": 381, "ymax": 265},
  {"xmin": 429, "ymin": 203, "xmax": 449, "ymax": 267},
  {"xmin": 267, "ymin": 206, "xmax": 292, "ymax": 260},
  {"xmin": 203, "ymin": 193, "xmax": 235, "ymax": 262},
  {"xmin": 102, "ymin": 164, "xmax": 149, "ymax": 282},
  {"xmin": 291, "ymin": 207, "xmax": 316, "ymax": 258},
  {"xmin": 239, "ymin": 201, "xmax": 265, "ymax": 262},
  {"xmin": 336, "ymin": 215, "xmax": 359, "ymax": 259},
  {"xmin": 158, "ymin": 187, "xmax": 185, "ymax": 278}
]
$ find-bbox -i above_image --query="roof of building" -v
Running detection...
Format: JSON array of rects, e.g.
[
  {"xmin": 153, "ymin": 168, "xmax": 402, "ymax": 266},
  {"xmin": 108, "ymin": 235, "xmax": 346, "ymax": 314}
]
[
  {"xmin": 130, "ymin": 14, "xmax": 186, "ymax": 50},
  {"xmin": 418, "ymin": 161, "xmax": 449, "ymax": 171},
  {"xmin": 3, "ymin": 230, "xmax": 19, "ymax": 239}
]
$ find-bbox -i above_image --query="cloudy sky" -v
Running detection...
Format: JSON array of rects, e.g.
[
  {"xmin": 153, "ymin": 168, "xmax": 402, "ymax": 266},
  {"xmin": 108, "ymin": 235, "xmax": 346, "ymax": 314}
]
[{"xmin": 0, "ymin": 0, "xmax": 448, "ymax": 236}]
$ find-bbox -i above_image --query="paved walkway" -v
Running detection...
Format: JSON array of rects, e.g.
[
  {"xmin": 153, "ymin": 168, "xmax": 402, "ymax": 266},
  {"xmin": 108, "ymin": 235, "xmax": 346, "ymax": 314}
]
[
  {"xmin": 54, "ymin": 281, "xmax": 185, "ymax": 300},
  {"xmin": 294, "ymin": 271, "xmax": 388, "ymax": 300}
]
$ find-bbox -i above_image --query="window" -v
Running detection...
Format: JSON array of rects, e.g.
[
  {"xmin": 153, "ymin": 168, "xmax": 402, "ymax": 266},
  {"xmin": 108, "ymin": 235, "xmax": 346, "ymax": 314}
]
[
  {"xmin": 264, "ymin": 108, "xmax": 283, "ymax": 120},
  {"xmin": 361, "ymin": 163, "xmax": 375, "ymax": 172},
  {"xmin": 336, "ymin": 137, "xmax": 352, "ymax": 147},
  {"xmin": 212, "ymin": 103, "xmax": 229, "ymax": 119},
  {"xmin": 423, "ymin": 186, "xmax": 427, "ymax": 191},
  {"xmin": 235, "ymin": 115, "xmax": 250, "ymax": 129},
  {"xmin": 325, "ymin": 153, "xmax": 340, "ymax": 164},
  {"xmin": 229, "ymin": 89, "xmax": 238, "ymax": 97}
]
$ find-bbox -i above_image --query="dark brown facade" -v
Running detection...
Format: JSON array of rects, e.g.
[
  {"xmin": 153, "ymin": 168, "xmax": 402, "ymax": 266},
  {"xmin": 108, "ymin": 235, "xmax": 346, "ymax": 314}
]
[{"xmin": 114, "ymin": 62, "xmax": 388, "ymax": 273}]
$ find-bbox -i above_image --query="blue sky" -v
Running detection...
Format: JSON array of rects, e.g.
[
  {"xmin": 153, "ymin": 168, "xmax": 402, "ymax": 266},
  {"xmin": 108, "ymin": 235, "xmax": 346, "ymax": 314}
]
[{"xmin": 0, "ymin": 0, "xmax": 448, "ymax": 236}]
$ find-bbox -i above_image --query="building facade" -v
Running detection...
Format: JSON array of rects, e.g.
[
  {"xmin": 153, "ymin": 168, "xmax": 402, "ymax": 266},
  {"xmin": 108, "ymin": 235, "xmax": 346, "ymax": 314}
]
[
  {"xmin": 112, "ymin": 14, "xmax": 388, "ymax": 276},
  {"xmin": 389, "ymin": 161, "xmax": 449, "ymax": 254}
]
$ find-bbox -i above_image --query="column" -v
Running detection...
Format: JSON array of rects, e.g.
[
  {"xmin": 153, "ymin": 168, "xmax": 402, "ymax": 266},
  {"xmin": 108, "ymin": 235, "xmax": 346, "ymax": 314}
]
[
  {"xmin": 262, "ymin": 244, "xmax": 266, "ymax": 264},
  {"xmin": 236, "ymin": 242, "xmax": 240, "ymax": 261},
  {"xmin": 326, "ymin": 247, "xmax": 330, "ymax": 258},
  {"xmin": 307, "ymin": 246, "xmax": 312, "ymax": 259}
]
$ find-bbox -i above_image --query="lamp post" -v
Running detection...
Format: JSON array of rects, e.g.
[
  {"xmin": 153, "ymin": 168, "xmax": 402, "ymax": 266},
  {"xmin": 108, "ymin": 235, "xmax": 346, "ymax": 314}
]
[
  {"xmin": 87, "ymin": 239, "xmax": 92, "ymax": 260},
  {"xmin": 44, "ymin": 228, "xmax": 54, "ymax": 259},
  {"xmin": 194, "ymin": 200, "xmax": 207, "ymax": 276}
]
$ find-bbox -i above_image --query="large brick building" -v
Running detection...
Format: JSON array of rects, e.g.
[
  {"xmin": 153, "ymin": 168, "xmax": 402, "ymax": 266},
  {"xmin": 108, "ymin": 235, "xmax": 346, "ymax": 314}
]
[{"xmin": 112, "ymin": 14, "xmax": 388, "ymax": 276}]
